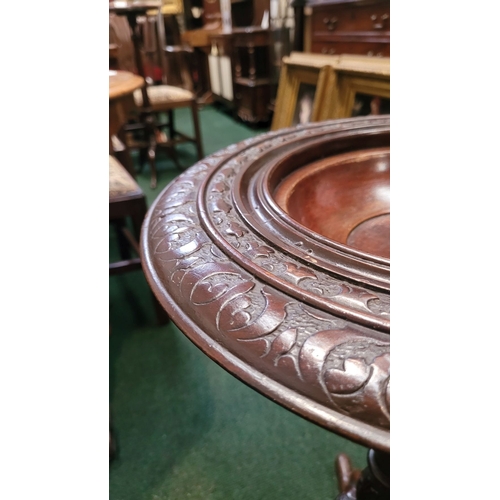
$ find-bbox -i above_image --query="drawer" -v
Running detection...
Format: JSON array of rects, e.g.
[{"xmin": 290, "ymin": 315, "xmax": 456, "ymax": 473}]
[
  {"xmin": 311, "ymin": 3, "xmax": 390, "ymax": 36},
  {"xmin": 311, "ymin": 40, "xmax": 389, "ymax": 57}
]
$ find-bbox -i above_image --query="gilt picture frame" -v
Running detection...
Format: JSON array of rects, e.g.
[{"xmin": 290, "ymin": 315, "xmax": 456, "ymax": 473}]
[
  {"xmin": 332, "ymin": 71, "xmax": 390, "ymax": 119},
  {"xmin": 271, "ymin": 57, "xmax": 336, "ymax": 131}
]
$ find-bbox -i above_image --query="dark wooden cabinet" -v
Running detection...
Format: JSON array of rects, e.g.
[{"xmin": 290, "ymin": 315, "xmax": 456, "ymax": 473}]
[
  {"xmin": 308, "ymin": 0, "xmax": 389, "ymax": 57},
  {"xmin": 209, "ymin": 27, "xmax": 287, "ymax": 124}
]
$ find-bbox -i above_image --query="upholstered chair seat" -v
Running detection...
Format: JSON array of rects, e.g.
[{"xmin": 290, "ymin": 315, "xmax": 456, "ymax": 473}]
[
  {"xmin": 109, "ymin": 155, "xmax": 142, "ymax": 200},
  {"xmin": 133, "ymin": 85, "xmax": 194, "ymax": 108}
]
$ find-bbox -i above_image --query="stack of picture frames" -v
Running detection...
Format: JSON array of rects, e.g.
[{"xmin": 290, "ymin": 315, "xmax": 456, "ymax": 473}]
[{"xmin": 271, "ymin": 52, "xmax": 390, "ymax": 131}]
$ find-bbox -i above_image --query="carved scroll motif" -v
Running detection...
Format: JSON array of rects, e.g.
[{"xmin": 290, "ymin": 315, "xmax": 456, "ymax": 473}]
[
  {"xmin": 202, "ymin": 130, "xmax": 390, "ymax": 321},
  {"xmin": 147, "ymin": 119, "xmax": 390, "ymax": 432}
]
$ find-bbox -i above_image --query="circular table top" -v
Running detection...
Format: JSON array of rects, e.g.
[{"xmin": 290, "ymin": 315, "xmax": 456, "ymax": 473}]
[
  {"xmin": 141, "ymin": 117, "xmax": 390, "ymax": 452},
  {"xmin": 109, "ymin": 70, "xmax": 144, "ymax": 101}
]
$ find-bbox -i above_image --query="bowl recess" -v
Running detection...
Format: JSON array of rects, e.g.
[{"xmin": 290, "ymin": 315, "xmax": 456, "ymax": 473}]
[{"xmin": 274, "ymin": 148, "xmax": 390, "ymax": 259}]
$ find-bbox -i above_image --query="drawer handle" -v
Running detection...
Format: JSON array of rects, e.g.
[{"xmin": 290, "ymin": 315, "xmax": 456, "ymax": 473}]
[
  {"xmin": 323, "ymin": 17, "xmax": 338, "ymax": 31},
  {"xmin": 321, "ymin": 47, "xmax": 336, "ymax": 54},
  {"xmin": 371, "ymin": 13, "xmax": 389, "ymax": 30}
]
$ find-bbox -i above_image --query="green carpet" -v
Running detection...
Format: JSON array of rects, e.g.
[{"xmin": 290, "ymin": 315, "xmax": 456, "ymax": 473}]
[{"xmin": 109, "ymin": 105, "xmax": 368, "ymax": 500}]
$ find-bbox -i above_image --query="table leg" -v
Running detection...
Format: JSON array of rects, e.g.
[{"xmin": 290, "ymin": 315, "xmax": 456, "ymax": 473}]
[{"xmin": 335, "ymin": 450, "xmax": 390, "ymax": 500}]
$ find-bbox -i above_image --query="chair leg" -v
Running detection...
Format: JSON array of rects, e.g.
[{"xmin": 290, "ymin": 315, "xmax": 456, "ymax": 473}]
[
  {"xmin": 190, "ymin": 99, "xmax": 204, "ymax": 159},
  {"xmin": 115, "ymin": 130, "xmax": 137, "ymax": 178},
  {"xmin": 130, "ymin": 198, "xmax": 148, "ymax": 241},
  {"xmin": 168, "ymin": 109, "xmax": 175, "ymax": 140},
  {"xmin": 147, "ymin": 128, "xmax": 158, "ymax": 189},
  {"xmin": 168, "ymin": 143, "xmax": 182, "ymax": 170},
  {"xmin": 112, "ymin": 220, "xmax": 131, "ymax": 260}
]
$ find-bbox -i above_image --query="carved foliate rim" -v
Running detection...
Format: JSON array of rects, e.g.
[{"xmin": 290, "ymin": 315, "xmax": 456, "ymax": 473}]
[{"xmin": 141, "ymin": 116, "xmax": 390, "ymax": 452}]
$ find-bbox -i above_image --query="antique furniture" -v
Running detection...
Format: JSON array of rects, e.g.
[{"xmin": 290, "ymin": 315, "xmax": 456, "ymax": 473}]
[
  {"xmin": 109, "ymin": 70, "xmax": 148, "ymax": 275},
  {"xmin": 132, "ymin": 10, "xmax": 204, "ymax": 185},
  {"xmin": 109, "ymin": 69, "xmax": 145, "ymax": 176},
  {"xmin": 109, "ymin": 155, "xmax": 169, "ymax": 326},
  {"xmin": 109, "ymin": 155, "xmax": 148, "ymax": 276},
  {"xmin": 181, "ymin": 24, "xmax": 222, "ymax": 103},
  {"xmin": 209, "ymin": 26, "xmax": 289, "ymax": 124},
  {"xmin": 109, "ymin": 43, "xmax": 120, "ymax": 69},
  {"xmin": 109, "ymin": 69, "xmax": 167, "ymax": 324},
  {"xmin": 308, "ymin": 0, "xmax": 389, "ymax": 57},
  {"xmin": 109, "ymin": 70, "xmax": 145, "ymax": 140},
  {"xmin": 209, "ymin": 27, "xmax": 274, "ymax": 123},
  {"xmin": 181, "ymin": 0, "xmax": 288, "ymax": 119},
  {"xmin": 139, "ymin": 12, "xmax": 196, "ymax": 90},
  {"xmin": 109, "ymin": 1, "xmax": 204, "ymax": 189},
  {"xmin": 141, "ymin": 116, "xmax": 390, "ymax": 498},
  {"xmin": 184, "ymin": 0, "xmax": 258, "ymax": 30},
  {"xmin": 110, "ymin": 13, "xmax": 138, "ymax": 74}
]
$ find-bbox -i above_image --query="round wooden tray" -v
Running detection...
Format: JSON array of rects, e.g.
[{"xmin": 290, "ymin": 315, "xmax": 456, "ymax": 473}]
[{"xmin": 141, "ymin": 116, "xmax": 390, "ymax": 452}]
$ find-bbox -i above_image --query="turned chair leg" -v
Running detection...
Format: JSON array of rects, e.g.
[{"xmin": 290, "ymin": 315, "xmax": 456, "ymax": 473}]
[
  {"xmin": 190, "ymin": 99, "xmax": 204, "ymax": 160},
  {"xmin": 147, "ymin": 131, "xmax": 158, "ymax": 189}
]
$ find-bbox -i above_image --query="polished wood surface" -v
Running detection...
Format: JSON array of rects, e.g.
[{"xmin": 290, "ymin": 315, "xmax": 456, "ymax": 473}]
[
  {"xmin": 141, "ymin": 116, "xmax": 390, "ymax": 497},
  {"xmin": 308, "ymin": 0, "xmax": 389, "ymax": 57},
  {"xmin": 209, "ymin": 27, "xmax": 277, "ymax": 123},
  {"xmin": 274, "ymin": 148, "xmax": 389, "ymax": 258},
  {"xmin": 109, "ymin": 70, "xmax": 145, "ymax": 101},
  {"xmin": 141, "ymin": 116, "xmax": 390, "ymax": 452},
  {"xmin": 110, "ymin": 14, "xmax": 137, "ymax": 73},
  {"xmin": 109, "ymin": 70, "xmax": 144, "ymax": 140},
  {"xmin": 109, "ymin": 70, "xmax": 145, "ymax": 176}
]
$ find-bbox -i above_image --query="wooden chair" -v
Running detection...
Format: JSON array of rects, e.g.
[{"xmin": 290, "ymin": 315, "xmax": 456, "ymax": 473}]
[
  {"xmin": 109, "ymin": 155, "xmax": 169, "ymax": 324},
  {"xmin": 109, "ymin": 13, "xmax": 137, "ymax": 74},
  {"xmin": 109, "ymin": 155, "xmax": 146, "ymax": 275},
  {"xmin": 127, "ymin": 11, "xmax": 205, "ymax": 189}
]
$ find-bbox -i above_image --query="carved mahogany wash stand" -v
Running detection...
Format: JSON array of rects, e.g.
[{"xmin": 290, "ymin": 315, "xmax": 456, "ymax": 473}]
[{"xmin": 141, "ymin": 116, "xmax": 390, "ymax": 499}]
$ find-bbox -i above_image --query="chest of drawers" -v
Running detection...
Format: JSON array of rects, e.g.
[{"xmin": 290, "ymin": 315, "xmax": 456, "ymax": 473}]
[{"xmin": 308, "ymin": 0, "xmax": 389, "ymax": 57}]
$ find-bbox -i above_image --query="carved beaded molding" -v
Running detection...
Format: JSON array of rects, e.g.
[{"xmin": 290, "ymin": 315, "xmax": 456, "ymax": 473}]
[{"xmin": 142, "ymin": 117, "xmax": 390, "ymax": 451}]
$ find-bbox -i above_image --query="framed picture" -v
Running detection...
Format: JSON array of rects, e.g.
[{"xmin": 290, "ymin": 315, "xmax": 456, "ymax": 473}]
[
  {"xmin": 331, "ymin": 72, "xmax": 390, "ymax": 119},
  {"xmin": 322, "ymin": 55, "xmax": 390, "ymax": 119},
  {"xmin": 271, "ymin": 57, "xmax": 335, "ymax": 131},
  {"xmin": 271, "ymin": 53, "xmax": 389, "ymax": 130}
]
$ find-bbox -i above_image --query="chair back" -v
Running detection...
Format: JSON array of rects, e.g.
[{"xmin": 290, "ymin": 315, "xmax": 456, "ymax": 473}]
[
  {"xmin": 109, "ymin": 14, "xmax": 137, "ymax": 73},
  {"xmin": 139, "ymin": 11, "xmax": 195, "ymax": 91}
]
